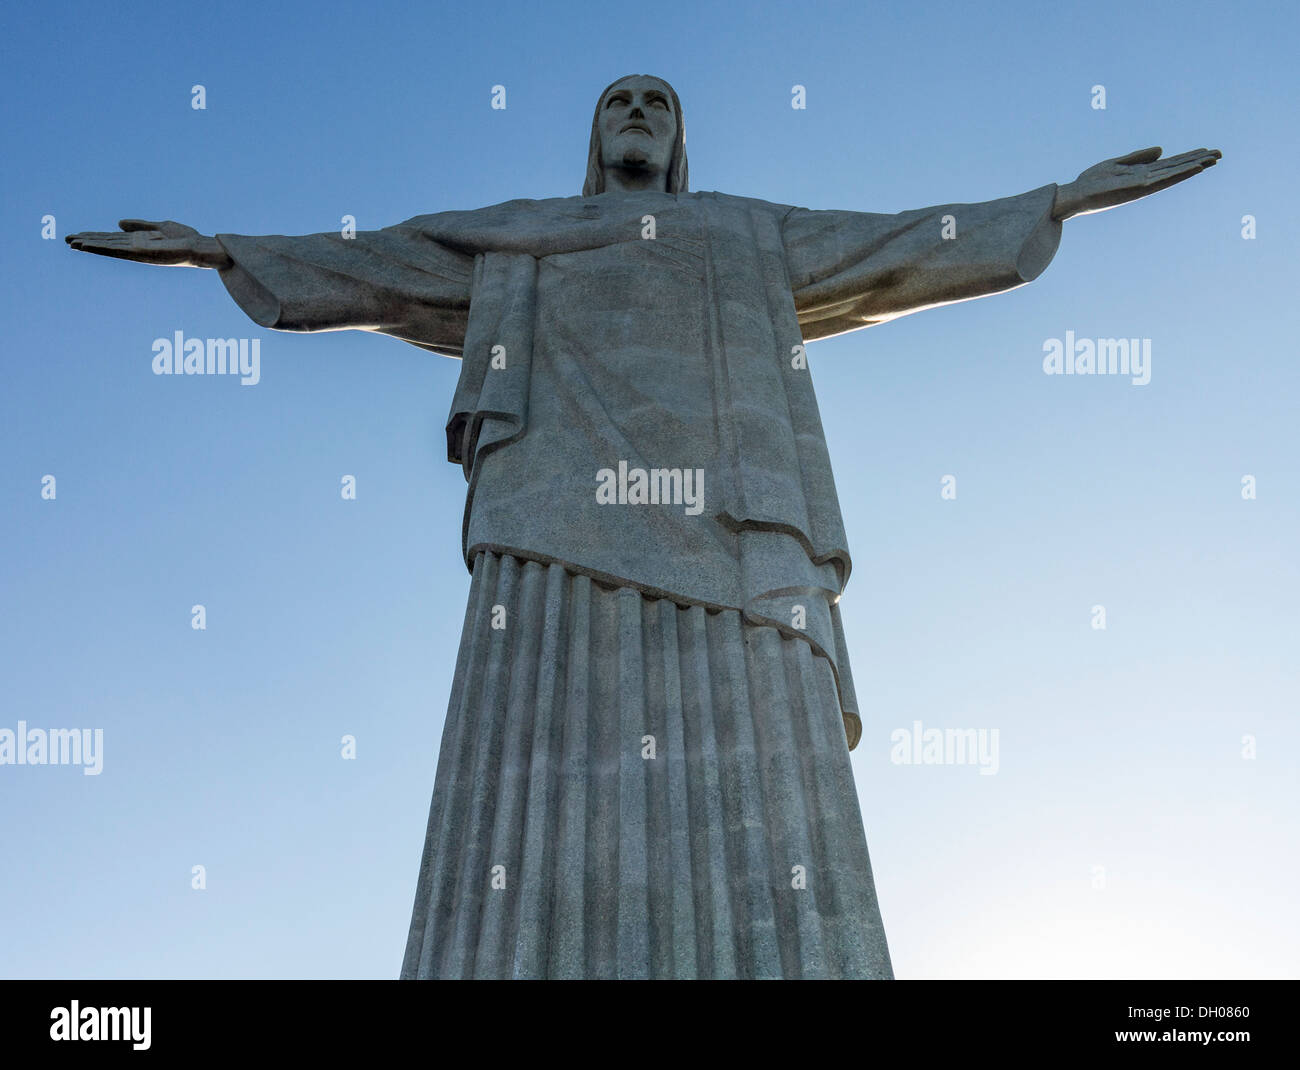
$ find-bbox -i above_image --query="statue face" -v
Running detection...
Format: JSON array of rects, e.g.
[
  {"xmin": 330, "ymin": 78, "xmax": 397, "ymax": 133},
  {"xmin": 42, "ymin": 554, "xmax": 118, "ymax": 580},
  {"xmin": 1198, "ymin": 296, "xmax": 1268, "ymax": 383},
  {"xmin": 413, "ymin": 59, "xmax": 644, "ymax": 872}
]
[{"xmin": 598, "ymin": 76, "xmax": 677, "ymax": 185}]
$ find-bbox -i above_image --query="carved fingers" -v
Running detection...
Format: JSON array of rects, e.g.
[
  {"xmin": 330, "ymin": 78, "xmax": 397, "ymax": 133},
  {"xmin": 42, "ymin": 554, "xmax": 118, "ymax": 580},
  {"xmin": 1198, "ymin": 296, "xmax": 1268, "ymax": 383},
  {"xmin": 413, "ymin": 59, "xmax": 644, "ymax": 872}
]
[
  {"xmin": 66, "ymin": 220, "xmax": 208, "ymax": 265},
  {"xmin": 1064, "ymin": 146, "xmax": 1223, "ymax": 217},
  {"xmin": 1138, "ymin": 147, "xmax": 1222, "ymax": 193}
]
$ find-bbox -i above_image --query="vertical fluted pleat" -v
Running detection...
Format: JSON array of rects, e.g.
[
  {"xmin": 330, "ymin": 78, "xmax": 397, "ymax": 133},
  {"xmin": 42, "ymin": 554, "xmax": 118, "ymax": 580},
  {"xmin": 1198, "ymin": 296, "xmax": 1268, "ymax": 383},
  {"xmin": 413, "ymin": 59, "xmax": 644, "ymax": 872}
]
[
  {"xmin": 403, "ymin": 552, "xmax": 892, "ymax": 979},
  {"xmin": 749, "ymin": 626, "xmax": 828, "ymax": 978},
  {"xmin": 640, "ymin": 597, "xmax": 669, "ymax": 978},
  {"xmin": 677, "ymin": 604, "xmax": 735, "ymax": 977},
  {"xmin": 547, "ymin": 572, "xmax": 591, "ymax": 977},
  {"xmin": 402, "ymin": 551, "xmax": 501, "ymax": 980},
  {"xmin": 584, "ymin": 582, "xmax": 617, "ymax": 977},
  {"xmin": 795, "ymin": 637, "xmax": 892, "ymax": 978},
  {"xmin": 509, "ymin": 563, "xmax": 569, "ymax": 976},
  {"xmin": 475, "ymin": 559, "xmax": 546, "ymax": 975},
  {"xmin": 709, "ymin": 612, "xmax": 783, "ymax": 978},
  {"xmin": 615, "ymin": 589, "xmax": 649, "ymax": 978},
  {"xmin": 441, "ymin": 554, "xmax": 520, "ymax": 976},
  {"xmin": 656, "ymin": 599, "xmax": 698, "ymax": 978}
]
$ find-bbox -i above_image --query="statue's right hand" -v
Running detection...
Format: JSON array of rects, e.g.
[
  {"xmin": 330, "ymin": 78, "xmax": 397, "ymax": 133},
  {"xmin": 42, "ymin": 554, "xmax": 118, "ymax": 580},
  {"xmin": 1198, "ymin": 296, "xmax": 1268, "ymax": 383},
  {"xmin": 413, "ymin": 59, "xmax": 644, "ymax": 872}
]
[{"xmin": 65, "ymin": 219, "xmax": 231, "ymax": 269}]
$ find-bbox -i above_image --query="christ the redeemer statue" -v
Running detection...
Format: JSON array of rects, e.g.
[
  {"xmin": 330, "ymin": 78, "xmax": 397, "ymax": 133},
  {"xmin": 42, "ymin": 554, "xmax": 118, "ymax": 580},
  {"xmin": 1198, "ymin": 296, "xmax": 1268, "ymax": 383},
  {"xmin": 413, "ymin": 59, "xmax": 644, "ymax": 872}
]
[{"xmin": 68, "ymin": 75, "xmax": 1220, "ymax": 979}]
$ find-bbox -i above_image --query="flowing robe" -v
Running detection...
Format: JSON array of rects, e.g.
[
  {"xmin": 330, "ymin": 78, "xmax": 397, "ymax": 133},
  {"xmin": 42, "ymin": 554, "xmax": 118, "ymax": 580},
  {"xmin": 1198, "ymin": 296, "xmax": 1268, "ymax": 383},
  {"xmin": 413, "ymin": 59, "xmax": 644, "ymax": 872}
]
[{"xmin": 213, "ymin": 185, "xmax": 1062, "ymax": 977}]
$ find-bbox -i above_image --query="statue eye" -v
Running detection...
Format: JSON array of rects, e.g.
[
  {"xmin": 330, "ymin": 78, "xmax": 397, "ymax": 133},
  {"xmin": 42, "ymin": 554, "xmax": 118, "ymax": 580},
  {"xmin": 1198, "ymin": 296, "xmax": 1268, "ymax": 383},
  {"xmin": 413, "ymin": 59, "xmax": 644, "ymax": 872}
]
[
  {"xmin": 649, "ymin": 98, "xmax": 668, "ymax": 110},
  {"xmin": 606, "ymin": 94, "xmax": 629, "ymax": 109}
]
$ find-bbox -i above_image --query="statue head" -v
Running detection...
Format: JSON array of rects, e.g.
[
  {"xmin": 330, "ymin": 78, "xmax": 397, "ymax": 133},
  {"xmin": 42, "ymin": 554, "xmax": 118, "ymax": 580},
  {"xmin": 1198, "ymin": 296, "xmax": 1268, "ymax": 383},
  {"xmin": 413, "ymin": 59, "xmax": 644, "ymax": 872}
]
[{"xmin": 583, "ymin": 75, "xmax": 688, "ymax": 196}]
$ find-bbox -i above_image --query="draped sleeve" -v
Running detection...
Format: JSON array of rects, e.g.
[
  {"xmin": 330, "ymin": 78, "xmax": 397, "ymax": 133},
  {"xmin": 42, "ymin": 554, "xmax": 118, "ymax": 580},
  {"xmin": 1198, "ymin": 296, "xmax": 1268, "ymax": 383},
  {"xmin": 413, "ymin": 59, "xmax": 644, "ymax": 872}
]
[
  {"xmin": 782, "ymin": 183, "xmax": 1062, "ymax": 342},
  {"xmin": 213, "ymin": 217, "xmax": 474, "ymax": 357}
]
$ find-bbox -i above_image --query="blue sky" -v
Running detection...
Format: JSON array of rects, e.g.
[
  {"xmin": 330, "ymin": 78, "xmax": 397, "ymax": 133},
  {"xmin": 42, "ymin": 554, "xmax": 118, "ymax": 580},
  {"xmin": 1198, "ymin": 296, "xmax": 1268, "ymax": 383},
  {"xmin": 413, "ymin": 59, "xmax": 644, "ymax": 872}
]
[{"xmin": 1, "ymin": 0, "xmax": 1295, "ymax": 978}]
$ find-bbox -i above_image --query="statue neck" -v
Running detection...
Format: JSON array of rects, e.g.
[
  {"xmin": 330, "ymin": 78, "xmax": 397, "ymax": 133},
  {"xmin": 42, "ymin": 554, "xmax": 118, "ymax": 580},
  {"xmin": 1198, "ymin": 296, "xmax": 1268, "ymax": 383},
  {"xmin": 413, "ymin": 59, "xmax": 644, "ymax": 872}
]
[{"xmin": 602, "ymin": 167, "xmax": 670, "ymax": 194}]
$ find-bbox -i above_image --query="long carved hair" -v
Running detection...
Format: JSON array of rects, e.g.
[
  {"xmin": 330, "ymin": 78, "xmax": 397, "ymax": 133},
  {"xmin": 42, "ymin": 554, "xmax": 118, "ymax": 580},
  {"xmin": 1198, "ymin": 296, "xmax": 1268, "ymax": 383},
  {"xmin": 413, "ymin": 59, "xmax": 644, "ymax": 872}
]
[{"xmin": 582, "ymin": 75, "xmax": 689, "ymax": 197}]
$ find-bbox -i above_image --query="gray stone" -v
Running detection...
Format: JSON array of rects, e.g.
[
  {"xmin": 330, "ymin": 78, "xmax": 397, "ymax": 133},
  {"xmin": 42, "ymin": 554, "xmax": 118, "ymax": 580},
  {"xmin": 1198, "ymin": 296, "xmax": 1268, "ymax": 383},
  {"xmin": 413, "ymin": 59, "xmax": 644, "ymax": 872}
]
[{"xmin": 67, "ymin": 74, "xmax": 1220, "ymax": 978}]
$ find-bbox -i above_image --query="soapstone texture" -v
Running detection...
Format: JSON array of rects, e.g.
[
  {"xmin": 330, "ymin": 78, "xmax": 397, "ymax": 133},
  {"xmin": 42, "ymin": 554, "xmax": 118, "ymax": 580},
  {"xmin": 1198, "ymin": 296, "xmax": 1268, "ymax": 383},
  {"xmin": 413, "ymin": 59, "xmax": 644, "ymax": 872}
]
[{"xmin": 66, "ymin": 73, "xmax": 1220, "ymax": 978}]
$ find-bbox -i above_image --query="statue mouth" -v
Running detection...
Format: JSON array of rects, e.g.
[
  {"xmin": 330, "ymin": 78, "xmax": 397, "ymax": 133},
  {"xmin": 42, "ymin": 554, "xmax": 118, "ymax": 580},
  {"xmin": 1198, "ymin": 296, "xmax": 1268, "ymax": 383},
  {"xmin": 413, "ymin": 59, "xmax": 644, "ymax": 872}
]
[{"xmin": 619, "ymin": 122, "xmax": 653, "ymax": 136}]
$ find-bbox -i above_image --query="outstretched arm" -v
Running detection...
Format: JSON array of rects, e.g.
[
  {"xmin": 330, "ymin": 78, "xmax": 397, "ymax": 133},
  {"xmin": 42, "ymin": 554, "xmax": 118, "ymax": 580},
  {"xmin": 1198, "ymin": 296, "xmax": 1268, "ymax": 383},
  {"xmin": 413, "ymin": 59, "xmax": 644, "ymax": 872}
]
[
  {"xmin": 783, "ymin": 183, "xmax": 1064, "ymax": 341},
  {"xmin": 783, "ymin": 144, "xmax": 1221, "ymax": 342},
  {"xmin": 66, "ymin": 217, "xmax": 474, "ymax": 356}
]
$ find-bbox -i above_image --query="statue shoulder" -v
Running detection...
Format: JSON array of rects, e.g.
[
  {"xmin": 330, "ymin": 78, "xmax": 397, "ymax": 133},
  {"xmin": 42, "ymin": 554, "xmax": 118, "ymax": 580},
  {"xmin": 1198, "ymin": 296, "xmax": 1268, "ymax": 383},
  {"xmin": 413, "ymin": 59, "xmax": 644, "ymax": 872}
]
[
  {"xmin": 396, "ymin": 195, "xmax": 589, "ymax": 232},
  {"xmin": 689, "ymin": 189, "xmax": 799, "ymax": 218}
]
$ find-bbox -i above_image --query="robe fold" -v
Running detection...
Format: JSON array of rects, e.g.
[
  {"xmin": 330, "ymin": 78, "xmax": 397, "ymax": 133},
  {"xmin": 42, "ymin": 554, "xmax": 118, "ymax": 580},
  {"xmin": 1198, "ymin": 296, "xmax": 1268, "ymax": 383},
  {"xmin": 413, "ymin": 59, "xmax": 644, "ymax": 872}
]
[{"xmin": 216, "ymin": 183, "xmax": 1061, "ymax": 750}]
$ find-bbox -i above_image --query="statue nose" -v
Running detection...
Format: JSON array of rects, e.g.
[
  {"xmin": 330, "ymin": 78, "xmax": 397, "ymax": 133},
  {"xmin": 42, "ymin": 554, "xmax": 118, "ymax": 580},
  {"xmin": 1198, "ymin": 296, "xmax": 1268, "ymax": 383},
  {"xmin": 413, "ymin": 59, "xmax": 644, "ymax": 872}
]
[{"xmin": 629, "ymin": 106, "xmax": 644, "ymax": 119}]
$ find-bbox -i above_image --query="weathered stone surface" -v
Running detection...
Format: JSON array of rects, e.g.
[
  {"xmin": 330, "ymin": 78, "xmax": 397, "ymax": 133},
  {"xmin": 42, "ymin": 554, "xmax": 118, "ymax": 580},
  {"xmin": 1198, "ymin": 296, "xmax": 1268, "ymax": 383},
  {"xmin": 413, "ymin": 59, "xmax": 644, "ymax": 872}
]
[
  {"xmin": 65, "ymin": 72, "xmax": 1220, "ymax": 979},
  {"xmin": 400, "ymin": 553, "xmax": 892, "ymax": 978}
]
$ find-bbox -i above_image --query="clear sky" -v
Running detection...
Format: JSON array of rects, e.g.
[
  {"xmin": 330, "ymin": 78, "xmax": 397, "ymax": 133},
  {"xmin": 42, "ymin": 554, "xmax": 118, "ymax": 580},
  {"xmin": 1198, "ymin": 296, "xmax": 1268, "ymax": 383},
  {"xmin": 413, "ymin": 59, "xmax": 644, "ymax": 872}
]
[{"xmin": 1, "ymin": 0, "xmax": 1295, "ymax": 979}]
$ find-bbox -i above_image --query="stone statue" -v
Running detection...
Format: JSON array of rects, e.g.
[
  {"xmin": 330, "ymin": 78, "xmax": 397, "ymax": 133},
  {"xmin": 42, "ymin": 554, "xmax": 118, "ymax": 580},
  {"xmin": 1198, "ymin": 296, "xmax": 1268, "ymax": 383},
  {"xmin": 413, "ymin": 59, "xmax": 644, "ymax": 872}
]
[{"xmin": 67, "ymin": 75, "xmax": 1220, "ymax": 979}]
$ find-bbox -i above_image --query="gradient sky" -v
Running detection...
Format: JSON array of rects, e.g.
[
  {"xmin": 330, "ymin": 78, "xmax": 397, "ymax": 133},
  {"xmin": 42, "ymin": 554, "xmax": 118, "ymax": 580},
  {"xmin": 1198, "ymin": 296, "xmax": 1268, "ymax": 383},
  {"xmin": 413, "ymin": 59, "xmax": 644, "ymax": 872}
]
[{"xmin": 2, "ymin": 0, "xmax": 1296, "ymax": 979}]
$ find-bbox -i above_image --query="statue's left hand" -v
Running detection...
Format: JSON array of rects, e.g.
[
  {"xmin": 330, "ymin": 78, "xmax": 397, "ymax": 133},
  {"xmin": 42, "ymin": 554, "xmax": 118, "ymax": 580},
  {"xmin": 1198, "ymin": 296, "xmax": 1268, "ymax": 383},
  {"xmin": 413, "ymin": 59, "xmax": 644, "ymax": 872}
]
[
  {"xmin": 1052, "ymin": 146, "xmax": 1221, "ymax": 220},
  {"xmin": 65, "ymin": 219, "xmax": 232, "ymax": 269}
]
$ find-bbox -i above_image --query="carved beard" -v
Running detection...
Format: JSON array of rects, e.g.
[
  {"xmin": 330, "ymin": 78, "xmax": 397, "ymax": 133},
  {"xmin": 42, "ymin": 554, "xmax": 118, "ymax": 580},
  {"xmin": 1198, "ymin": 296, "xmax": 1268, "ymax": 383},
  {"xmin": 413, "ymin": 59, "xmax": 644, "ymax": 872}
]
[{"xmin": 621, "ymin": 146, "xmax": 650, "ymax": 169}]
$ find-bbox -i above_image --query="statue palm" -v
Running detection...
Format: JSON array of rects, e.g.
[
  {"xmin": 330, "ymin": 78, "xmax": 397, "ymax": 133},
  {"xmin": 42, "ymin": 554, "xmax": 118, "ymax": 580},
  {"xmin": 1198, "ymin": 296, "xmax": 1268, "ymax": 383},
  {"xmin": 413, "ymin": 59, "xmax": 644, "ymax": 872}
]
[
  {"xmin": 1053, "ymin": 145, "xmax": 1221, "ymax": 219},
  {"xmin": 65, "ymin": 219, "xmax": 230, "ymax": 268}
]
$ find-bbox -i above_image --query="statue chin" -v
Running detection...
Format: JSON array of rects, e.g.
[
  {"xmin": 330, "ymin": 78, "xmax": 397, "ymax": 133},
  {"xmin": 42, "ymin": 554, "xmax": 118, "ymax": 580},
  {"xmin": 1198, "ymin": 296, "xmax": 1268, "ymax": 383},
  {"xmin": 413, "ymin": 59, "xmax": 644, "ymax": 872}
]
[{"xmin": 621, "ymin": 147, "xmax": 650, "ymax": 169}]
